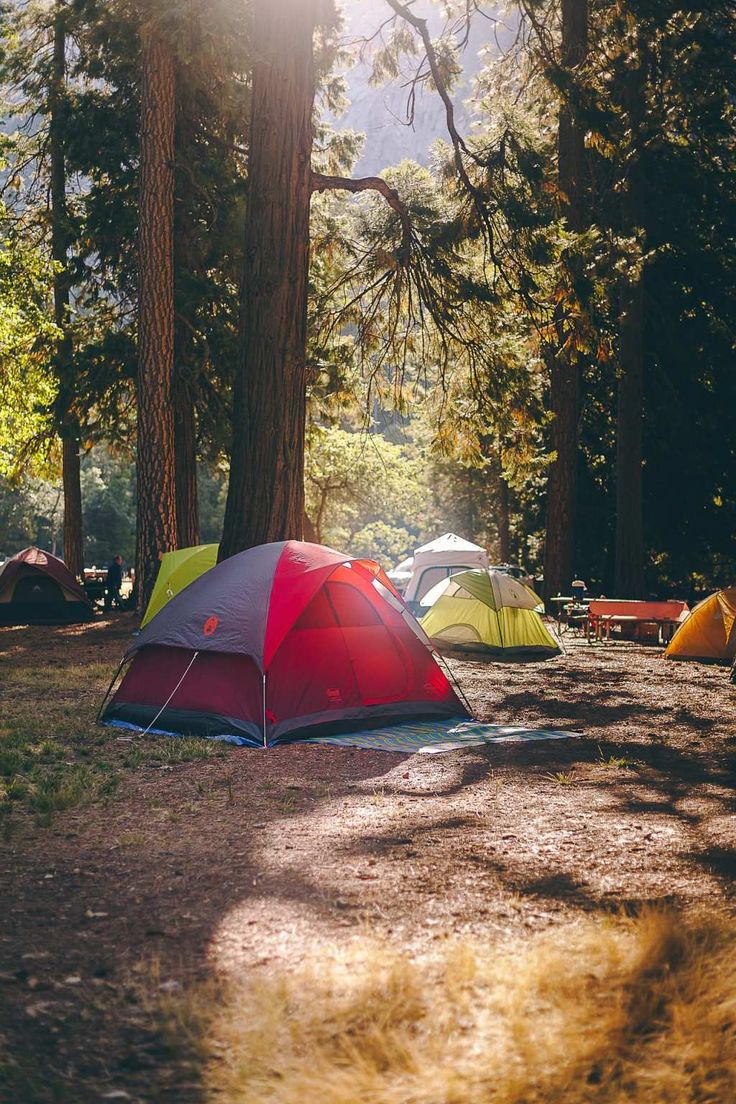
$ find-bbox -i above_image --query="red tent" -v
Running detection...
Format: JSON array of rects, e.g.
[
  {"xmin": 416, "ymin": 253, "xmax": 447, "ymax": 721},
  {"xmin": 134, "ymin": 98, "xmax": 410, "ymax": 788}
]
[
  {"xmin": 102, "ymin": 541, "xmax": 467, "ymax": 746},
  {"xmin": 0, "ymin": 547, "xmax": 94, "ymax": 626}
]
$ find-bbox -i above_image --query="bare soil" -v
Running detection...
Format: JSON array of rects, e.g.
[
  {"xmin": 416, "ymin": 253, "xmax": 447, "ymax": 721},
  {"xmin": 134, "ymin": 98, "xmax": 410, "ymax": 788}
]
[{"xmin": 1, "ymin": 619, "xmax": 735, "ymax": 1102}]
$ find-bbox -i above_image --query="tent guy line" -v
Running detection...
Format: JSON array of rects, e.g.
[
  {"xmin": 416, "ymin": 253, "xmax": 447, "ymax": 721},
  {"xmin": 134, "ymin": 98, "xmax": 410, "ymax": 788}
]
[{"xmin": 100, "ymin": 541, "xmax": 469, "ymax": 747}]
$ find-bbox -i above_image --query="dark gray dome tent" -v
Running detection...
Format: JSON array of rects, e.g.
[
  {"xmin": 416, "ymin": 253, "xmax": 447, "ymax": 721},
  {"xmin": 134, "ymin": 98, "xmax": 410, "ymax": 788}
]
[{"xmin": 0, "ymin": 547, "xmax": 95, "ymax": 626}]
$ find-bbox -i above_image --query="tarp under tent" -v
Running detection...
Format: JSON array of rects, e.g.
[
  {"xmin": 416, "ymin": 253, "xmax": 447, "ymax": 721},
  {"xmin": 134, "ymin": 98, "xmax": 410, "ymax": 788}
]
[
  {"xmin": 141, "ymin": 544, "xmax": 218, "ymax": 627},
  {"xmin": 420, "ymin": 569, "xmax": 559, "ymax": 657},
  {"xmin": 101, "ymin": 541, "xmax": 468, "ymax": 746},
  {"xmin": 0, "ymin": 547, "xmax": 95, "ymax": 626},
  {"xmin": 664, "ymin": 588, "xmax": 736, "ymax": 664}
]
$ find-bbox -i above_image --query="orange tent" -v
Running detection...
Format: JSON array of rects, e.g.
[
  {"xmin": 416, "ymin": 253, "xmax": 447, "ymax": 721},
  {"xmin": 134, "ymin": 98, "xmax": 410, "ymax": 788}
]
[{"xmin": 665, "ymin": 588, "xmax": 736, "ymax": 664}]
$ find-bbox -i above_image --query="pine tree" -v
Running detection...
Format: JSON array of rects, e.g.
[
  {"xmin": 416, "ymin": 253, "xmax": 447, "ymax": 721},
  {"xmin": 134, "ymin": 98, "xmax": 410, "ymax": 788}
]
[
  {"xmin": 219, "ymin": 0, "xmax": 319, "ymax": 556},
  {"xmin": 135, "ymin": 10, "xmax": 178, "ymax": 608},
  {"xmin": 220, "ymin": 0, "xmax": 416, "ymax": 558},
  {"xmin": 542, "ymin": 0, "xmax": 588, "ymax": 601},
  {"xmin": 49, "ymin": 0, "xmax": 85, "ymax": 579}
]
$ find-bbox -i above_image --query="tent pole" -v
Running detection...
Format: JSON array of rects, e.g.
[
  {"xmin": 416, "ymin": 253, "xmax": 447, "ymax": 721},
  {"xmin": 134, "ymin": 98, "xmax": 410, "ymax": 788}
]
[
  {"xmin": 262, "ymin": 672, "xmax": 267, "ymax": 749},
  {"xmin": 435, "ymin": 650, "xmax": 474, "ymax": 718},
  {"xmin": 95, "ymin": 656, "xmax": 129, "ymax": 723}
]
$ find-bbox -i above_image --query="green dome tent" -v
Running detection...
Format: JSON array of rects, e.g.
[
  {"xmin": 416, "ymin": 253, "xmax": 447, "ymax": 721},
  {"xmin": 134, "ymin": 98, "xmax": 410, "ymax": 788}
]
[
  {"xmin": 420, "ymin": 569, "xmax": 560, "ymax": 657},
  {"xmin": 141, "ymin": 544, "xmax": 218, "ymax": 627}
]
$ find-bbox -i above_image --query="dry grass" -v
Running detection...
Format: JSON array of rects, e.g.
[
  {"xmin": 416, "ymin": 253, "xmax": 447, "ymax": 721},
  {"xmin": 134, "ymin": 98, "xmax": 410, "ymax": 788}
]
[{"xmin": 190, "ymin": 908, "xmax": 736, "ymax": 1104}]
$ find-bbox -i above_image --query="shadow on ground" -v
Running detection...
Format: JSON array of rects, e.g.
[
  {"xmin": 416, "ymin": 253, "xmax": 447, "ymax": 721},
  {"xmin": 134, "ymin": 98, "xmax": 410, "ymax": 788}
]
[{"xmin": 1, "ymin": 626, "xmax": 735, "ymax": 1102}]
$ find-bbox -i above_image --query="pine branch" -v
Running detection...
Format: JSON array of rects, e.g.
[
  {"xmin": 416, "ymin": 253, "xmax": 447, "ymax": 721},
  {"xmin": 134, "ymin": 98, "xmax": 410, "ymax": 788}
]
[
  {"xmin": 310, "ymin": 171, "xmax": 412, "ymax": 261},
  {"xmin": 381, "ymin": 0, "xmax": 498, "ymax": 263}
]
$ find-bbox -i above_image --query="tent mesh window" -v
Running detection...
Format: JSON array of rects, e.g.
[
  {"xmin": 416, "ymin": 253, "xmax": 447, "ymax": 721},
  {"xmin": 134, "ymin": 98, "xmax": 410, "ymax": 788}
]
[
  {"xmin": 291, "ymin": 581, "xmax": 383, "ymax": 631},
  {"xmin": 324, "ymin": 582, "xmax": 383, "ymax": 626}
]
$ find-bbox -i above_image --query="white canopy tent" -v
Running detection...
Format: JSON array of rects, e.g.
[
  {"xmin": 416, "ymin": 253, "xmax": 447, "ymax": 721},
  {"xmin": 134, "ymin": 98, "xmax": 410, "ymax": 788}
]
[{"xmin": 394, "ymin": 533, "xmax": 489, "ymax": 604}]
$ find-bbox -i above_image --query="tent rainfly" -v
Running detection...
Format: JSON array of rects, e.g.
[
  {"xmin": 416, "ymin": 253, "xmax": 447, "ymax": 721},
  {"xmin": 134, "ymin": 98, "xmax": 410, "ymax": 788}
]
[
  {"xmin": 665, "ymin": 589, "xmax": 736, "ymax": 664},
  {"xmin": 142, "ymin": 544, "xmax": 219, "ymax": 627},
  {"xmin": 420, "ymin": 569, "xmax": 559, "ymax": 657},
  {"xmin": 101, "ymin": 541, "xmax": 468, "ymax": 746},
  {"xmin": 0, "ymin": 547, "xmax": 94, "ymax": 626}
]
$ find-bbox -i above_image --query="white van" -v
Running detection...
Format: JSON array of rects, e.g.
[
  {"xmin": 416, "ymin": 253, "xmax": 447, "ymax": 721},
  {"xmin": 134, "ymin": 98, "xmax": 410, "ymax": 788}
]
[{"xmin": 390, "ymin": 533, "xmax": 489, "ymax": 607}]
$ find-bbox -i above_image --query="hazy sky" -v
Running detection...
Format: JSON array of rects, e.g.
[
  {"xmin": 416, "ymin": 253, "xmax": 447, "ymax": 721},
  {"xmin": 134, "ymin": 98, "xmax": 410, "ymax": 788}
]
[{"xmin": 336, "ymin": 0, "xmax": 501, "ymax": 175}]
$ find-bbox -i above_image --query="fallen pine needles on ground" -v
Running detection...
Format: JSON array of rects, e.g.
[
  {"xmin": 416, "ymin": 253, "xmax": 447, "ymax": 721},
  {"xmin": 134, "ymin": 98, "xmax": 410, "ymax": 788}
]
[{"xmin": 178, "ymin": 907, "xmax": 736, "ymax": 1104}]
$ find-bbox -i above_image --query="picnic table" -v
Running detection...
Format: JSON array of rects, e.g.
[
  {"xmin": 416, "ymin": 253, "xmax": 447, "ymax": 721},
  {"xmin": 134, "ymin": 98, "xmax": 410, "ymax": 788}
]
[
  {"xmin": 83, "ymin": 568, "xmax": 108, "ymax": 602},
  {"xmin": 587, "ymin": 599, "xmax": 689, "ymax": 644}
]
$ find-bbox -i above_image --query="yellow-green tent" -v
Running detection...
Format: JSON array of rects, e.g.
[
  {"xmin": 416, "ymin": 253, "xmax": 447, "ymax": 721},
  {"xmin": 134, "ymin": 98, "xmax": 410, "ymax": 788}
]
[
  {"xmin": 665, "ymin": 588, "xmax": 736, "ymax": 664},
  {"xmin": 141, "ymin": 544, "xmax": 218, "ymax": 627},
  {"xmin": 420, "ymin": 569, "xmax": 560, "ymax": 657}
]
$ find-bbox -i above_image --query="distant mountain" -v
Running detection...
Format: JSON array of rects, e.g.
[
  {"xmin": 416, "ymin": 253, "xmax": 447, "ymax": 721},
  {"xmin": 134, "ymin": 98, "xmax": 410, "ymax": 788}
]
[{"xmin": 335, "ymin": 0, "xmax": 504, "ymax": 176}]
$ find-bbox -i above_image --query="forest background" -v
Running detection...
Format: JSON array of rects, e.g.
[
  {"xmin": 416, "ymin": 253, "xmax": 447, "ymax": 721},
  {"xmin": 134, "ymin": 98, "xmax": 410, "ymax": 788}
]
[{"xmin": 1, "ymin": 0, "xmax": 734, "ymax": 605}]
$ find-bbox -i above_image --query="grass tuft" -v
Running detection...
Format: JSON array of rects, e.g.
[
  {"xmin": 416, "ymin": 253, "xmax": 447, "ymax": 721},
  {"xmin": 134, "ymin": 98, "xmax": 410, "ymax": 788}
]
[
  {"xmin": 187, "ymin": 908, "xmax": 736, "ymax": 1104},
  {"xmin": 122, "ymin": 736, "xmax": 226, "ymax": 769},
  {"xmin": 0, "ymin": 646, "xmax": 225, "ymax": 826},
  {"xmin": 546, "ymin": 771, "xmax": 575, "ymax": 784},
  {"xmin": 596, "ymin": 746, "xmax": 643, "ymax": 771}
]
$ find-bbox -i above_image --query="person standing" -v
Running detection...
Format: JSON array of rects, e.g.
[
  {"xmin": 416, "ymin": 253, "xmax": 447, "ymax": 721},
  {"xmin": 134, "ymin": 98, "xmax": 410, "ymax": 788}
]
[{"xmin": 106, "ymin": 554, "xmax": 124, "ymax": 610}]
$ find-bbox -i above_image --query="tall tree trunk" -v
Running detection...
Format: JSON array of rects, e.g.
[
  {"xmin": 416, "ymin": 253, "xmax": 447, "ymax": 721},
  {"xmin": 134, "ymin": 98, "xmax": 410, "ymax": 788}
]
[
  {"xmin": 557, "ymin": 0, "xmax": 588, "ymax": 234},
  {"xmin": 172, "ymin": 45, "xmax": 200, "ymax": 549},
  {"xmin": 173, "ymin": 324, "xmax": 200, "ymax": 548},
  {"xmin": 614, "ymin": 44, "xmax": 646, "ymax": 598},
  {"xmin": 219, "ymin": 0, "xmax": 318, "ymax": 560},
  {"xmin": 61, "ymin": 437, "xmax": 83, "ymax": 573},
  {"xmin": 497, "ymin": 467, "xmax": 510, "ymax": 562},
  {"xmin": 60, "ymin": 430, "xmax": 84, "ymax": 577},
  {"xmin": 614, "ymin": 275, "xmax": 644, "ymax": 596},
  {"xmin": 542, "ymin": 0, "xmax": 588, "ymax": 602},
  {"xmin": 135, "ymin": 18, "xmax": 178, "ymax": 609},
  {"xmin": 49, "ymin": 0, "xmax": 84, "ymax": 578},
  {"xmin": 543, "ymin": 351, "xmax": 579, "ymax": 597}
]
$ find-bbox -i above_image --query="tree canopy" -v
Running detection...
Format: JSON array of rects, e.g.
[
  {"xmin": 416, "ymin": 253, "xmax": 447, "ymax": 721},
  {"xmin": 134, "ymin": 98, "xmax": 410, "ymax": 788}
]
[{"xmin": 0, "ymin": 0, "xmax": 733, "ymax": 598}]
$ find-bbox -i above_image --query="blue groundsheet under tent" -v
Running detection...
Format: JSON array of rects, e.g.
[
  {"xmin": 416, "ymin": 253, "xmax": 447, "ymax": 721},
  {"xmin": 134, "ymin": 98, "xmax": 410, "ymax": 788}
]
[
  {"xmin": 107, "ymin": 716, "xmax": 581, "ymax": 752},
  {"xmin": 299, "ymin": 718, "xmax": 581, "ymax": 753}
]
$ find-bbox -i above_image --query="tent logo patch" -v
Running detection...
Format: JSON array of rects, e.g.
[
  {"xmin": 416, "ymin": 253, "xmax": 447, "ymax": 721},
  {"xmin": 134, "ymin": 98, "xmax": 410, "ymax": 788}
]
[
  {"xmin": 203, "ymin": 615, "xmax": 219, "ymax": 637},
  {"xmin": 326, "ymin": 687, "xmax": 343, "ymax": 705}
]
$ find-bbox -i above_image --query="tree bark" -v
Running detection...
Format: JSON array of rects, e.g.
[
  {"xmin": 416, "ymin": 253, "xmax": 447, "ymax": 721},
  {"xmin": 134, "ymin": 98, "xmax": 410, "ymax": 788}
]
[
  {"xmin": 49, "ymin": 1, "xmax": 84, "ymax": 579},
  {"xmin": 173, "ymin": 354, "xmax": 199, "ymax": 548},
  {"xmin": 135, "ymin": 19, "xmax": 178, "ymax": 609},
  {"xmin": 543, "ymin": 350, "xmax": 580, "ymax": 597},
  {"xmin": 614, "ymin": 275, "xmax": 645, "ymax": 596},
  {"xmin": 61, "ymin": 436, "xmax": 84, "ymax": 576},
  {"xmin": 614, "ymin": 45, "xmax": 646, "ymax": 598},
  {"xmin": 171, "ymin": 44, "xmax": 200, "ymax": 550},
  {"xmin": 542, "ymin": 0, "xmax": 588, "ymax": 602},
  {"xmin": 219, "ymin": 0, "xmax": 318, "ymax": 560},
  {"xmin": 497, "ymin": 467, "xmax": 510, "ymax": 562},
  {"xmin": 557, "ymin": 0, "xmax": 588, "ymax": 234}
]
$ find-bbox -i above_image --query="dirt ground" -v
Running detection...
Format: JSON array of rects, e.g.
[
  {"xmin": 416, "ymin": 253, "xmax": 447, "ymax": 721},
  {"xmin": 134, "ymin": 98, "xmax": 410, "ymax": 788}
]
[{"xmin": 1, "ymin": 617, "xmax": 735, "ymax": 1102}]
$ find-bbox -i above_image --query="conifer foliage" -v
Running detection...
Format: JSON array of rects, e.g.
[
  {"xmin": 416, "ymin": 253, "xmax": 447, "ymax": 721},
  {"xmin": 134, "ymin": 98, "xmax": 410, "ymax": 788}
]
[{"xmin": 0, "ymin": 0, "xmax": 734, "ymax": 597}]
